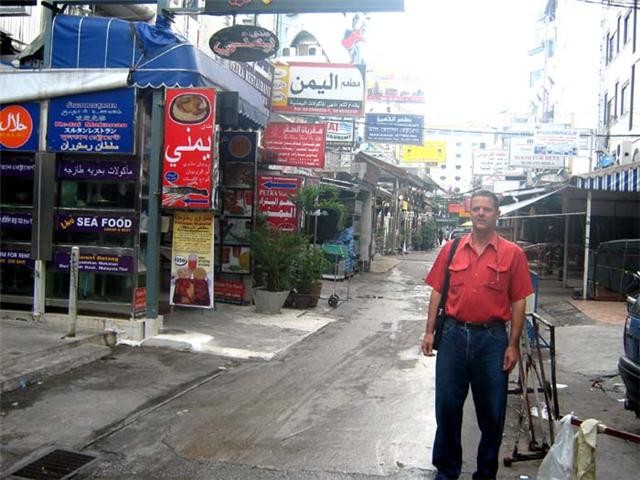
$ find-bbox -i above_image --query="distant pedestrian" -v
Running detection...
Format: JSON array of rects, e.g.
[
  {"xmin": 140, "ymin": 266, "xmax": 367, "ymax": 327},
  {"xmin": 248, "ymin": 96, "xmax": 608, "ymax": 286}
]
[
  {"xmin": 422, "ymin": 190, "xmax": 533, "ymax": 480},
  {"xmin": 437, "ymin": 228, "xmax": 444, "ymax": 246}
]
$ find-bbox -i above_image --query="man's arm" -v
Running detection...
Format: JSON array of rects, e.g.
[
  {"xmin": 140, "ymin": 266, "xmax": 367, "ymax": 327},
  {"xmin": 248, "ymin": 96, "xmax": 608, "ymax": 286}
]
[
  {"xmin": 503, "ymin": 298, "xmax": 526, "ymax": 372},
  {"xmin": 422, "ymin": 289, "xmax": 442, "ymax": 357}
]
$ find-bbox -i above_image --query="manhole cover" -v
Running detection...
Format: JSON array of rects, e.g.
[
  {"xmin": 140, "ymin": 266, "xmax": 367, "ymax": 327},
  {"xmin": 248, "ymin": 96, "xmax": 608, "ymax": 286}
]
[{"xmin": 6, "ymin": 448, "xmax": 98, "ymax": 480}]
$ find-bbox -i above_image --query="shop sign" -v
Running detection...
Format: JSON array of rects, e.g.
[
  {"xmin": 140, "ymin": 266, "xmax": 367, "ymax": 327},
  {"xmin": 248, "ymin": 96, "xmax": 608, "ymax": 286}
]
[
  {"xmin": 401, "ymin": 141, "xmax": 447, "ymax": 165},
  {"xmin": 48, "ymin": 88, "xmax": 135, "ymax": 154},
  {"xmin": 54, "ymin": 250, "xmax": 134, "ymax": 273},
  {"xmin": 1, "ymin": 212, "xmax": 32, "ymax": 229},
  {"xmin": 0, "ymin": 248, "xmax": 34, "ymax": 268},
  {"xmin": 0, "ymin": 103, "xmax": 40, "ymax": 151},
  {"xmin": 257, "ymin": 175, "xmax": 301, "ymax": 231},
  {"xmin": 220, "ymin": 131, "xmax": 257, "ymax": 163},
  {"xmin": 56, "ymin": 214, "xmax": 135, "ymax": 234},
  {"xmin": 509, "ymin": 125, "xmax": 566, "ymax": 169},
  {"xmin": 0, "ymin": 158, "xmax": 34, "ymax": 177},
  {"xmin": 262, "ymin": 123, "xmax": 326, "ymax": 169},
  {"xmin": 214, "ymin": 279, "xmax": 245, "ymax": 304},
  {"xmin": 324, "ymin": 118, "xmax": 355, "ymax": 150},
  {"xmin": 133, "ymin": 287, "xmax": 147, "ymax": 315},
  {"xmin": 210, "ymin": 25, "xmax": 278, "ymax": 62},
  {"xmin": 271, "ymin": 62, "xmax": 365, "ymax": 117},
  {"xmin": 170, "ymin": 211, "xmax": 215, "ymax": 308},
  {"xmin": 364, "ymin": 113, "xmax": 423, "ymax": 145},
  {"xmin": 58, "ymin": 159, "xmax": 137, "ymax": 180},
  {"xmin": 204, "ymin": 0, "xmax": 405, "ymax": 14},
  {"xmin": 472, "ymin": 149, "xmax": 510, "ymax": 176},
  {"xmin": 448, "ymin": 203, "xmax": 463, "ymax": 213},
  {"xmin": 162, "ymin": 88, "xmax": 216, "ymax": 209}
]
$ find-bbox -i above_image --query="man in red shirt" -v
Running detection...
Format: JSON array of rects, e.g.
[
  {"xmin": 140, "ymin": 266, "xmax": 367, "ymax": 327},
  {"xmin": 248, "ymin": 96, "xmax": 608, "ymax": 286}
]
[{"xmin": 422, "ymin": 190, "xmax": 533, "ymax": 480}]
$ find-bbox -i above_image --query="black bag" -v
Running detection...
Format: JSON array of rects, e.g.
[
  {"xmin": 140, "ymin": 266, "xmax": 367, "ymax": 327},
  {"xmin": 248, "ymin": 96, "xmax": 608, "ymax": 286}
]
[{"xmin": 433, "ymin": 237, "xmax": 461, "ymax": 351}]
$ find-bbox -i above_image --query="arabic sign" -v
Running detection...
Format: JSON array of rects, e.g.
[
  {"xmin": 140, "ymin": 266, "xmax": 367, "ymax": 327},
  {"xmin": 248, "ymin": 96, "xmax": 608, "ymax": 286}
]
[
  {"xmin": 162, "ymin": 88, "xmax": 216, "ymax": 209},
  {"xmin": 258, "ymin": 175, "xmax": 301, "ymax": 231},
  {"xmin": 263, "ymin": 123, "xmax": 326, "ymax": 168},
  {"xmin": 0, "ymin": 103, "xmax": 40, "ymax": 151},
  {"xmin": 534, "ymin": 125, "xmax": 579, "ymax": 156},
  {"xmin": 209, "ymin": 25, "xmax": 278, "ymax": 62},
  {"xmin": 48, "ymin": 88, "xmax": 135, "ymax": 154},
  {"xmin": 401, "ymin": 141, "xmax": 447, "ymax": 164},
  {"xmin": 214, "ymin": 279, "xmax": 245, "ymax": 304},
  {"xmin": 271, "ymin": 62, "xmax": 366, "ymax": 117},
  {"xmin": 0, "ymin": 158, "xmax": 34, "ymax": 177},
  {"xmin": 509, "ymin": 125, "xmax": 565, "ymax": 169},
  {"xmin": 54, "ymin": 250, "xmax": 134, "ymax": 273},
  {"xmin": 364, "ymin": 113, "xmax": 424, "ymax": 145},
  {"xmin": 57, "ymin": 159, "xmax": 137, "ymax": 180},
  {"xmin": 170, "ymin": 211, "xmax": 215, "ymax": 308},
  {"xmin": 56, "ymin": 214, "xmax": 135, "ymax": 234},
  {"xmin": 0, "ymin": 248, "xmax": 34, "ymax": 268},
  {"xmin": 220, "ymin": 131, "xmax": 257, "ymax": 162},
  {"xmin": 325, "ymin": 118, "xmax": 355, "ymax": 150},
  {"xmin": 472, "ymin": 149, "xmax": 510, "ymax": 175},
  {"xmin": 204, "ymin": 0, "xmax": 405, "ymax": 14}
]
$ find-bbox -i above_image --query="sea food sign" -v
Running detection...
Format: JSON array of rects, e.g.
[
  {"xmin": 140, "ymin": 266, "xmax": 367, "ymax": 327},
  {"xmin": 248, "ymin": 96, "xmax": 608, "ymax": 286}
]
[
  {"xmin": 209, "ymin": 25, "xmax": 278, "ymax": 62},
  {"xmin": 204, "ymin": 0, "xmax": 405, "ymax": 14},
  {"xmin": 162, "ymin": 88, "xmax": 216, "ymax": 209}
]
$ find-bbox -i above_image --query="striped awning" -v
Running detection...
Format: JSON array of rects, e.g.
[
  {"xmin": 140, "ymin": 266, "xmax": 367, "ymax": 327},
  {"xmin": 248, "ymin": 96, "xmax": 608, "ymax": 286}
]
[{"xmin": 573, "ymin": 162, "xmax": 640, "ymax": 192}]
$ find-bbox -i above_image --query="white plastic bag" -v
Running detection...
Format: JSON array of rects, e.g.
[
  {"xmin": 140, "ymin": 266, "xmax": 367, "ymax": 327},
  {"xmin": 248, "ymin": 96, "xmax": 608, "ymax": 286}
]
[{"xmin": 537, "ymin": 414, "xmax": 575, "ymax": 480}]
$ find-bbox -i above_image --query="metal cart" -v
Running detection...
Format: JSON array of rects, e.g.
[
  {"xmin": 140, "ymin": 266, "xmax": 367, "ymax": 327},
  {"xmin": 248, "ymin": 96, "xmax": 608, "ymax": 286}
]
[{"xmin": 321, "ymin": 243, "xmax": 351, "ymax": 307}]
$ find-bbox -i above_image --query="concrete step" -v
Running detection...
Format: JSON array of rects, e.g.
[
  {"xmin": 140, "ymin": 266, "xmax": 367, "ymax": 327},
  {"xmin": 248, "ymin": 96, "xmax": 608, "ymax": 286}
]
[{"xmin": 0, "ymin": 337, "xmax": 113, "ymax": 394}]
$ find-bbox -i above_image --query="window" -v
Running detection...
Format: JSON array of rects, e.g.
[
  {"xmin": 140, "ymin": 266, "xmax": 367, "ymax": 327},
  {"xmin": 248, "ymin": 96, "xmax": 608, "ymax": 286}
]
[
  {"xmin": 58, "ymin": 180, "xmax": 136, "ymax": 209},
  {"xmin": 624, "ymin": 12, "xmax": 631, "ymax": 45},
  {"xmin": 607, "ymin": 96, "xmax": 615, "ymax": 125},
  {"xmin": 454, "ymin": 176, "xmax": 461, "ymax": 181},
  {"xmin": 456, "ymin": 154, "xmax": 462, "ymax": 159},
  {"xmin": 455, "ymin": 165, "xmax": 462, "ymax": 169},
  {"xmin": 440, "ymin": 164, "xmax": 446, "ymax": 169},
  {"xmin": 617, "ymin": 16, "xmax": 622, "ymax": 52},
  {"xmin": 439, "ymin": 176, "xmax": 447, "ymax": 181},
  {"xmin": 621, "ymin": 82, "xmax": 630, "ymax": 116}
]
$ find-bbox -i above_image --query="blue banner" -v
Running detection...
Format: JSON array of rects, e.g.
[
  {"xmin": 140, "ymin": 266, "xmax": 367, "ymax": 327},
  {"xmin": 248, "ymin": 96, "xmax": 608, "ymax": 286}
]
[
  {"xmin": 364, "ymin": 113, "xmax": 424, "ymax": 145},
  {"xmin": 48, "ymin": 88, "xmax": 135, "ymax": 154}
]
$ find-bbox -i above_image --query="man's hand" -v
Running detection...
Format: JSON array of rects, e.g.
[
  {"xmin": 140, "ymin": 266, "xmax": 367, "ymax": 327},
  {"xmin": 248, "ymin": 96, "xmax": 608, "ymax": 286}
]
[
  {"xmin": 422, "ymin": 332, "xmax": 435, "ymax": 357},
  {"xmin": 503, "ymin": 344, "xmax": 520, "ymax": 372}
]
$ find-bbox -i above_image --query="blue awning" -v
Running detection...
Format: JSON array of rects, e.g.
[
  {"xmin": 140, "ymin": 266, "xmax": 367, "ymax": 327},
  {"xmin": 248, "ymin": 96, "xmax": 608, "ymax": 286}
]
[
  {"xmin": 50, "ymin": 14, "xmax": 269, "ymax": 127},
  {"xmin": 572, "ymin": 162, "xmax": 640, "ymax": 193}
]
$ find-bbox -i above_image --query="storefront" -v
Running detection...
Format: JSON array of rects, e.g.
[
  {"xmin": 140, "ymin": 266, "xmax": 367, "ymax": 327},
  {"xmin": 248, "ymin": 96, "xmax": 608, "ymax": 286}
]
[{"xmin": 0, "ymin": 13, "xmax": 271, "ymax": 323}]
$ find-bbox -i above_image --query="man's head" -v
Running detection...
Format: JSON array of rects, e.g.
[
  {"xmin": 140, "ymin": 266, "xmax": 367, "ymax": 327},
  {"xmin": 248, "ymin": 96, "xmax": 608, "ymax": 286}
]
[{"xmin": 470, "ymin": 190, "xmax": 500, "ymax": 235}]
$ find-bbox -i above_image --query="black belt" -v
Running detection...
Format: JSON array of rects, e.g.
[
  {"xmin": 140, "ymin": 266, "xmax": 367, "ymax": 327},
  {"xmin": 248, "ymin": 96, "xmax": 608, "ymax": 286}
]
[{"xmin": 447, "ymin": 317, "xmax": 505, "ymax": 330}]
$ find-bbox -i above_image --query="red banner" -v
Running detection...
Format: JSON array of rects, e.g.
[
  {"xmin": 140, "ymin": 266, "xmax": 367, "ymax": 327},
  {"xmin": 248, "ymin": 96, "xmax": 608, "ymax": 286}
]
[
  {"xmin": 214, "ymin": 279, "xmax": 245, "ymax": 304},
  {"xmin": 162, "ymin": 88, "xmax": 216, "ymax": 209},
  {"xmin": 262, "ymin": 123, "xmax": 326, "ymax": 169},
  {"xmin": 257, "ymin": 175, "xmax": 301, "ymax": 231}
]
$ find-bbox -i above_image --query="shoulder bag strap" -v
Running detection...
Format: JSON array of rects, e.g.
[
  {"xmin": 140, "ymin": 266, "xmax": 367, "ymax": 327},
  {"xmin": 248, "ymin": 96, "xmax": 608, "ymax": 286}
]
[{"xmin": 438, "ymin": 237, "xmax": 461, "ymax": 312}]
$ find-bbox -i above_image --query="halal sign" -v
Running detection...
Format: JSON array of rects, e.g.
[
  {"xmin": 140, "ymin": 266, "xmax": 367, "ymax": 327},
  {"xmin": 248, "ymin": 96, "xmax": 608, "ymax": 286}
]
[{"xmin": 209, "ymin": 25, "xmax": 278, "ymax": 62}]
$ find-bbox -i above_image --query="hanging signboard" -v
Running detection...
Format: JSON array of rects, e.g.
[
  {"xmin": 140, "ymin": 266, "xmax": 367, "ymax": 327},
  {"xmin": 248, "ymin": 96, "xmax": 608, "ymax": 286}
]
[
  {"xmin": 401, "ymin": 141, "xmax": 447, "ymax": 164},
  {"xmin": 204, "ymin": 0, "xmax": 404, "ymax": 14},
  {"xmin": 56, "ymin": 213, "xmax": 135, "ymax": 234},
  {"xmin": 324, "ymin": 118, "xmax": 355, "ymax": 151},
  {"xmin": 271, "ymin": 62, "xmax": 365, "ymax": 117},
  {"xmin": 48, "ymin": 88, "xmax": 135, "ymax": 154},
  {"xmin": 509, "ymin": 125, "xmax": 568, "ymax": 169},
  {"xmin": 263, "ymin": 123, "xmax": 326, "ymax": 169},
  {"xmin": 364, "ymin": 113, "xmax": 424, "ymax": 145},
  {"xmin": 170, "ymin": 211, "xmax": 215, "ymax": 308},
  {"xmin": 534, "ymin": 125, "xmax": 579, "ymax": 157},
  {"xmin": 0, "ymin": 102, "xmax": 40, "ymax": 151},
  {"xmin": 162, "ymin": 88, "xmax": 216, "ymax": 209},
  {"xmin": 209, "ymin": 25, "xmax": 278, "ymax": 62},
  {"xmin": 472, "ymin": 149, "xmax": 510, "ymax": 175},
  {"xmin": 257, "ymin": 175, "xmax": 301, "ymax": 231}
]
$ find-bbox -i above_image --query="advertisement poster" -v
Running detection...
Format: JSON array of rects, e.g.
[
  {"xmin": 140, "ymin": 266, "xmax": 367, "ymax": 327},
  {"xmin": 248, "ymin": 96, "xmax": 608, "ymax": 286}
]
[
  {"xmin": 162, "ymin": 88, "xmax": 216, "ymax": 209},
  {"xmin": 263, "ymin": 123, "xmax": 326, "ymax": 168},
  {"xmin": 48, "ymin": 88, "xmax": 135, "ymax": 154},
  {"xmin": 170, "ymin": 211, "xmax": 215, "ymax": 308},
  {"xmin": 222, "ymin": 189, "xmax": 253, "ymax": 216},
  {"xmin": 0, "ymin": 102, "xmax": 40, "ymax": 151},
  {"xmin": 271, "ymin": 62, "xmax": 366, "ymax": 117},
  {"xmin": 221, "ymin": 245, "xmax": 251, "ymax": 274},
  {"xmin": 58, "ymin": 159, "xmax": 137, "ymax": 180},
  {"xmin": 54, "ymin": 250, "xmax": 134, "ymax": 273},
  {"xmin": 257, "ymin": 175, "xmax": 301, "ymax": 231},
  {"xmin": 324, "ymin": 118, "xmax": 355, "ymax": 151},
  {"xmin": 472, "ymin": 149, "xmax": 510, "ymax": 176},
  {"xmin": 509, "ymin": 125, "xmax": 566, "ymax": 169},
  {"xmin": 364, "ymin": 113, "xmax": 424, "ymax": 145},
  {"xmin": 401, "ymin": 141, "xmax": 447, "ymax": 165},
  {"xmin": 214, "ymin": 279, "xmax": 246, "ymax": 304}
]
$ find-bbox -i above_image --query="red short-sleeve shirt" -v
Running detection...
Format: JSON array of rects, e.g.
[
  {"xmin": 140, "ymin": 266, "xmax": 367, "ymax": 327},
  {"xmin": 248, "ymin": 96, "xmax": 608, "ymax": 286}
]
[{"xmin": 425, "ymin": 233, "xmax": 534, "ymax": 323}]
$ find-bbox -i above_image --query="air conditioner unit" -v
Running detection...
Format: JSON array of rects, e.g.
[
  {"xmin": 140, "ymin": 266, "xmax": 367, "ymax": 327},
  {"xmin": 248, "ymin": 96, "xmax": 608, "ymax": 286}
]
[
  {"xmin": 282, "ymin": 47, "xmax": 296, "ymax": 56},
  {"xmin": 618, "ymin": 141, "xmax": 633, "ymax": 164}
]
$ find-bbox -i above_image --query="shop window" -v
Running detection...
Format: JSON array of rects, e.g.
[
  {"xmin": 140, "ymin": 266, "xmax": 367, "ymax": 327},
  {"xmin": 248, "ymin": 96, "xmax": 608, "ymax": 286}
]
[
  {"xmin": 0, "ymin": 264, "xmax": 34, "ymax": 296},
  {"xmin": 1, "ymin": 176, "xmax": 33, "ymax": 206},
  {"xmin": 46, "ymin": 270, "xmax": 133, "ymax": 303},
  {"xmin": 59, "ymin": 180, "xmax": 136, "ymax": 209}
]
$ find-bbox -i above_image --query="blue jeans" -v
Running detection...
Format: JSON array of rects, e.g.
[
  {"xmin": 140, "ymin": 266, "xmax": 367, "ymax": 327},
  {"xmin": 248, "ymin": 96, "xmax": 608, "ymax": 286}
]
[{"xmin": 433, "ymin": 318, "xmax": 509, "ymax": 480}]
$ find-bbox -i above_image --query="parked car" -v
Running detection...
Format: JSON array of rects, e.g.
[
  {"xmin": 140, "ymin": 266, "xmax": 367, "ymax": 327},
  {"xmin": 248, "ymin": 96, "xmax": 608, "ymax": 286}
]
[{"xmin": 619, "ymin": 271, "xmax": 640, "ymax": 417}]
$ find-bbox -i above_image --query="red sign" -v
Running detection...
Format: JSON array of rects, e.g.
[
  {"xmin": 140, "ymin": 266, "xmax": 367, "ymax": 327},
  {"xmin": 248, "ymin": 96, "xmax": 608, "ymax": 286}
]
[
  {"xmin": 262, "ymin": 123, "xmax": 326, "ymax": 169},
  {"xmin": 258, "ymin": 175, "xmax": 301, "ymax": 231},
  {"xmin": 133, "ymin": 287, "xmax": 147, "ymax": 314},
  {"xmin": 162, "ymin": 88, "xmax": 216, "ymax": 209},
  {"xmin": 214, "ymin": 279, "xmax": 245, "ymax": 304},
  {"xmin": 448, "ymin": 203, "xmax": 462, "ymax": 213},
  {"xmin": 0, "ymin": 105, "xmax": 34, "ymax": 149}
]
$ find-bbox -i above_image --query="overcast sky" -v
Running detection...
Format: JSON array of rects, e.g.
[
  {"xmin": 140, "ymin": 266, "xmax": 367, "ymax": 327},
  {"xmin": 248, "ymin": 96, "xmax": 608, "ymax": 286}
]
[{"xmin": 364, "ymin": 0, "xmax": 545, "ymax": 124}]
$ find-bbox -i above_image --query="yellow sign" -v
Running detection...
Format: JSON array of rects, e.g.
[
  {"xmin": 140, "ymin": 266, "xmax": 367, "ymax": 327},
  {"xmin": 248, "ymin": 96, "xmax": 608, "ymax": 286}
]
[
  {"xmin": 401, "ymin": 141, "xmax": 447, "ymax": 164},
  {"xmin": 459, "ymin": 210, "xmax": 471, "ymax": 218}
]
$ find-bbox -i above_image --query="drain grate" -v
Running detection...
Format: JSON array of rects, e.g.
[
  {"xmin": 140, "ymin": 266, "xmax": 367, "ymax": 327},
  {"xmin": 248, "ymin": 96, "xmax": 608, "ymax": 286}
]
[{"xmin": 7, "ymin": 448, "xmax": 98, "ymax": 480}]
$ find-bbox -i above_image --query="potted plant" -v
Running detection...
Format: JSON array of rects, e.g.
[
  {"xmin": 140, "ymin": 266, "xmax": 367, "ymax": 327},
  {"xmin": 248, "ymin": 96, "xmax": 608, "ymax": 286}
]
[
  {"xmin": 293, "ymin": 184, "xmax": 346, "ymax": 244},
  {"xmin": 290, "ymin": 245, "xmax": 330, "ymax": 308},
  {"xmin": 249, "ymin": 217, "xmax": 306, "ymax": 313}
]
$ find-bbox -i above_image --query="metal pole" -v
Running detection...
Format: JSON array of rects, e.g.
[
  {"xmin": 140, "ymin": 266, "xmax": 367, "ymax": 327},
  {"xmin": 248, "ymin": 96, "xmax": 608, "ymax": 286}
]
[
  {"xmin": 582, "ymin": 130, "xmax": 595, "ymax": 300},
  {"xmin": 562, "ymin": 195, "xmax": 569, "ymax": 287},
  {"xmin": 66, "ymin": 246, "xmax": 79, "ymax": 337}
]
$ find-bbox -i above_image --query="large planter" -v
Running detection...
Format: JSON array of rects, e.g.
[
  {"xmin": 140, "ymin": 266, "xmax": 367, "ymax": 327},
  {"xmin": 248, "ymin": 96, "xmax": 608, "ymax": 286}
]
[
  {"xmin": 253, "ymin": 288, "xmax": 290, "ymax": 314},
  {"xmin": 291, "ymin": 281, "xmax": 323, "ymax": 309}
]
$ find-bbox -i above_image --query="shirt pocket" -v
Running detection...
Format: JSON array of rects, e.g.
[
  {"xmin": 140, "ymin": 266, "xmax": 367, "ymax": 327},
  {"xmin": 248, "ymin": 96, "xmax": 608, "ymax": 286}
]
[
  {"xmin": 484, "ymin": 263, "xmax": 509, "ymax": 291},
  {"xmin": 448, "ymin": 259, "xmax": 469, "ymax": 287}
]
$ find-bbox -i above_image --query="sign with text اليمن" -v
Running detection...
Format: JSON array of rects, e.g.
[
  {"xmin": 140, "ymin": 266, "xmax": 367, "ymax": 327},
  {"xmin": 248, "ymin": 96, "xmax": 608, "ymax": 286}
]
[
  {"xmin": 263, "ymin": 122, "xmax": 327, "ymax": 168},
  {"xmin": 257, "ymin": 175, "xmax": 301, "ymax": 232}
]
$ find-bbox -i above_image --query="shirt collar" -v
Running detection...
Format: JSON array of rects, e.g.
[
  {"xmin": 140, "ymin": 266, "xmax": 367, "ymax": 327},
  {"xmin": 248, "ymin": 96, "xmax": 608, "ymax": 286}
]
[{"xmin": 460, "ymin": 231, "xmax": 499, "ymax": 251}]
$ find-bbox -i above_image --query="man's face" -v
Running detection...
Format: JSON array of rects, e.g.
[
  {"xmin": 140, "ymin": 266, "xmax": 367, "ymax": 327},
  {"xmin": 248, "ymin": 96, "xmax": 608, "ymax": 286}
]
[{"xmin": 470, "ymin": 195, "xmax": 499, "ymax": 233}]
